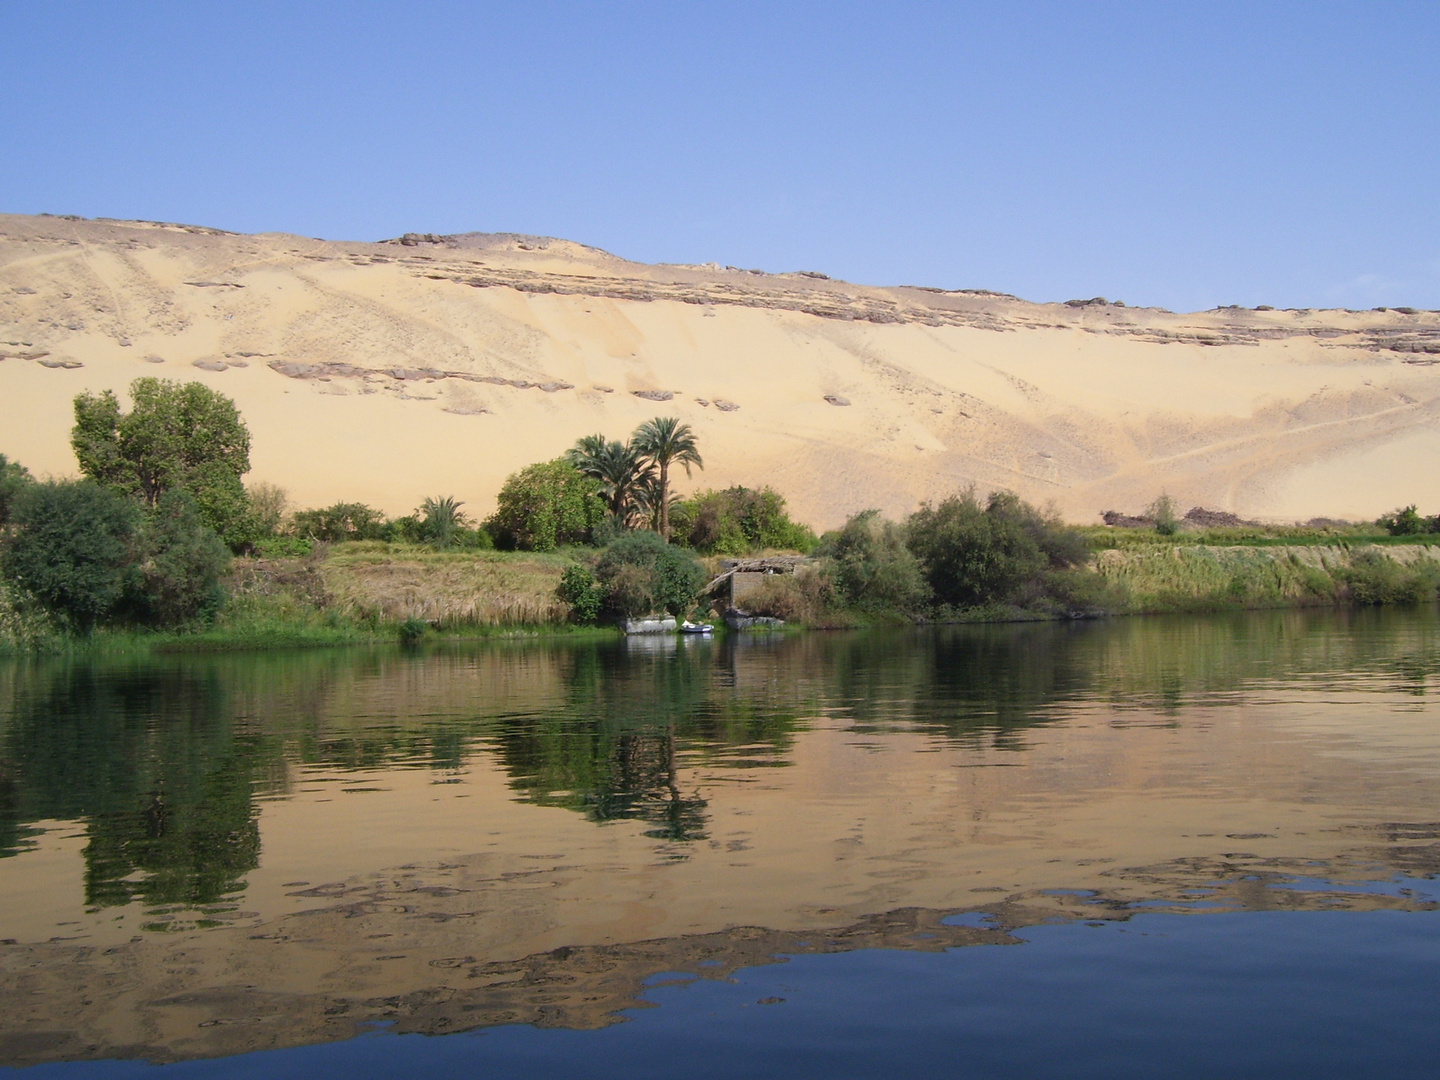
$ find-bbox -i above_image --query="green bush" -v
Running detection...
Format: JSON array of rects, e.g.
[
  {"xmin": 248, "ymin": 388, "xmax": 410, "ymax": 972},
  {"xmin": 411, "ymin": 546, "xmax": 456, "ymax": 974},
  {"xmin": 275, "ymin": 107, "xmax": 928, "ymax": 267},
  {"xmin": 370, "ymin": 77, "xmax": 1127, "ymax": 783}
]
[
  {"xmin": 557, "ymin": 563, "xmax": 603, "ymax": 624},
  {"xmin": 740, "ymin": 564, "xmax": 838, "ymax": 624},
  {"xmin": 489, "ymin": 459, "xmax": 605, "ymax": 552},
  {"xmin": 594, "ymin": 531, "xmax": 705, "ymax": 619},
  {"xmin": 815, "ymin": 510, "xmax": 930, "ymax": 615},
  {"xmin": 906, "ymin": 489, "xmax": 1090, "ymax": 611},
  {"xmin": 1341, "ymin": 549, "xmax": 1440, "ymax": 604},
  {"xmin": 673, "ymin": 486, "xmax": 817, "ymax": 554},
  {"xmin": 0, "ymin": 453, "xmax": 34, "ymax": 528},
  {"xmin": 125, "ymin": 492, "xmax": 231, "ymax": 627},
  {"xmin": 1377, "ymin": 505, "xmax": 1429, "ymax": 536},
  {"xmin": 398, "ymin": 617, "xmax": 429, "ymax": 645},
  {"xmin": 1148, "ymin": 493, "xmax": 1179, "ymax": 537},
  {"xmin": 1, "ymin": 481, "xmax": 139, "ymax": 631},
  {"xmin": 253, "ymin": 536, "xmax": 315, "ymax": 559},
  {"xmin": 292, "ymin": 502, "xmax": 389, "ymax": 542}
]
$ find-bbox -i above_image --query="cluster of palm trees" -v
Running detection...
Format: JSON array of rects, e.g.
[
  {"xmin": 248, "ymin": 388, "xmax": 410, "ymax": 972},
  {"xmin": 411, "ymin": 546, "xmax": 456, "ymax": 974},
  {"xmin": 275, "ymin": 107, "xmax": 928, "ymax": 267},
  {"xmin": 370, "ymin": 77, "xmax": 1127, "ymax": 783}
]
[{"xmin": 566, "ymin": 417, "xmax": 702, "ymax": 538}]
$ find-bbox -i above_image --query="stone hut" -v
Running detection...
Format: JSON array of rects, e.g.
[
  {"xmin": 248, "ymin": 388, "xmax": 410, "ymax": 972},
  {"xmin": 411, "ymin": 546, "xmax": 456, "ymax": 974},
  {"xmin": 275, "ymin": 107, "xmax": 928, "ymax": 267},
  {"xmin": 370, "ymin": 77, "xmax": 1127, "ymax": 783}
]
[{"xmin": 704, "ymin": 556, "xmax": 809, "ymax": 610}]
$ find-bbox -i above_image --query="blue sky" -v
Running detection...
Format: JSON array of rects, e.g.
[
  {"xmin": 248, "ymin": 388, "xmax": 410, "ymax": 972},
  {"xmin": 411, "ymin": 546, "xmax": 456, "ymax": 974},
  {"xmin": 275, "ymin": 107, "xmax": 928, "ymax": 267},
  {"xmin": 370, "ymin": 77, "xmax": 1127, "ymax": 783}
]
[{"xmin": 3, "ymin": 1, "xmax": 1437, "ymax": 312}]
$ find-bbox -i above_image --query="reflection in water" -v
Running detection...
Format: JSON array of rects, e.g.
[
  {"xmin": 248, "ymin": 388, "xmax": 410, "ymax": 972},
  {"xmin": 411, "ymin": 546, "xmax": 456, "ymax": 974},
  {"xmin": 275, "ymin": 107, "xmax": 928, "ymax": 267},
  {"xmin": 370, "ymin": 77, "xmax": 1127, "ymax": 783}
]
[
  {"xmin": 5, "ymin": 608, "xmax": 1440, "ymax": 904},
  {"xmin": 2, "ymin": 667, "xmax": 260, "ymax": 910},
  {"xmin": 1, "ymin": 606, "xmax": 1439, "ymax": 1067}
]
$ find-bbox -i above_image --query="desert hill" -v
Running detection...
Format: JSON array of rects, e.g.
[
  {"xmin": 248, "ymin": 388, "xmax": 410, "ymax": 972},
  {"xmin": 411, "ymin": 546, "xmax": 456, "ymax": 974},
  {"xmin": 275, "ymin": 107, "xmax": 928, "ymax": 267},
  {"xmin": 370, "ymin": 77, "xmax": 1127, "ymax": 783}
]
[{"xmin": 2, "ymin": 212, "xmax": 1438, "ymax": 528}]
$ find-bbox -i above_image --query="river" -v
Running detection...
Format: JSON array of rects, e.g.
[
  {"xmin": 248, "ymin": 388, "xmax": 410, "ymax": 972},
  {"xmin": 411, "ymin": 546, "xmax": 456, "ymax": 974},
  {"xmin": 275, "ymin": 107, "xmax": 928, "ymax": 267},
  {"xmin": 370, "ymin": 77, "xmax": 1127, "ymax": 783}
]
[{"xmin": 2, "ymin": 608, "xmax": 1439, "ymax": 1077}]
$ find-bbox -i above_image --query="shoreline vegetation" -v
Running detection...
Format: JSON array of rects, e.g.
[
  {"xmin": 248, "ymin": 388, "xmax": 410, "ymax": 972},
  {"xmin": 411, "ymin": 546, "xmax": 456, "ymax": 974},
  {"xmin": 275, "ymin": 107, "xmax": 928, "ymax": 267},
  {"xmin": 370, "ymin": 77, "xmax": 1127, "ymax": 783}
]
[{"xmin": 4, "ymin": 379, "xmax": 1440, "ymax": 655}]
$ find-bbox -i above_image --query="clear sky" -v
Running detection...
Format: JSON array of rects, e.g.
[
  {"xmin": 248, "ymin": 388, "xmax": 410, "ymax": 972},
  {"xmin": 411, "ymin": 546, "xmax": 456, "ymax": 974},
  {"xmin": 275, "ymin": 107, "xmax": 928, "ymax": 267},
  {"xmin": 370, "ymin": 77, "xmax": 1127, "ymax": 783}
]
[{"xmin": 3, "ymin": 1, "xmax": 1437, "ymax": 312}]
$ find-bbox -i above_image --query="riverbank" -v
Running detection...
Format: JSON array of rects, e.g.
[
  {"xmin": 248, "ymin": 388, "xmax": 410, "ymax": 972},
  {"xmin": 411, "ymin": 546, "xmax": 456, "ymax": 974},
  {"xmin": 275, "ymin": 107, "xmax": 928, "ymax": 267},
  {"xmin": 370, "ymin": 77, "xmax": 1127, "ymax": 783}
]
[{"xmin": 4, "ymin": 537, "xmax": 1440, "ymax": 655}]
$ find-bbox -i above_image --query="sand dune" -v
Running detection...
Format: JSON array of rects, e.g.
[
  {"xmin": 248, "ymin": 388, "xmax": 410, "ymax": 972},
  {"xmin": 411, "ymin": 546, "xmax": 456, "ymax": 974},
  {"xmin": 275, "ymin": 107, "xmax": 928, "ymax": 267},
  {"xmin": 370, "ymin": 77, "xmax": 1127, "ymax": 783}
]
[{"xmin": 2, "ymin": 213, "xmax": 1438, "ymax": 527}]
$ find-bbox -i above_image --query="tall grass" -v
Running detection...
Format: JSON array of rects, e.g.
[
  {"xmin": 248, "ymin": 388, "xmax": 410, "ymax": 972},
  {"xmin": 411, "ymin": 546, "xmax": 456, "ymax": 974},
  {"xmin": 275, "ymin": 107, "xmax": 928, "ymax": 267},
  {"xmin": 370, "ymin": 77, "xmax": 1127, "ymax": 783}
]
[
  {"xmin": 1095, "ymin": 543, "xmax": 1440, "ymax": 613},
  {"xmin": 316, "ymin": 543, "xmax": 573, "ymax": 627}
]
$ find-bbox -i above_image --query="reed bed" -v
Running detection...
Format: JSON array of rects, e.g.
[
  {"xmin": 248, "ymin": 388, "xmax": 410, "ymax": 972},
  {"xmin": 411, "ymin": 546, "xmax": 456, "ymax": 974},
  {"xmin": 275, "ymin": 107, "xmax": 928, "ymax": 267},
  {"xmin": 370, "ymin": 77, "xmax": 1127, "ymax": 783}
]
[{"xmin": 1096, "ymin": 543, "xmax": 1440, "ymax": 612}]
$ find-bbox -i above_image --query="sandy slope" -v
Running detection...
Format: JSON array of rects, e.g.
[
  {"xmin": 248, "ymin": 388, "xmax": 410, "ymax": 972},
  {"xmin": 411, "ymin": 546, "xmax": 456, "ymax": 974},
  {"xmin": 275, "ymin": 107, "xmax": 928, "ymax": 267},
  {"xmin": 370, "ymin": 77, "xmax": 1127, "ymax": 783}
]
[{"xmin": 2, "ymin": 213, "xmax": 1438, "ymax": 527}]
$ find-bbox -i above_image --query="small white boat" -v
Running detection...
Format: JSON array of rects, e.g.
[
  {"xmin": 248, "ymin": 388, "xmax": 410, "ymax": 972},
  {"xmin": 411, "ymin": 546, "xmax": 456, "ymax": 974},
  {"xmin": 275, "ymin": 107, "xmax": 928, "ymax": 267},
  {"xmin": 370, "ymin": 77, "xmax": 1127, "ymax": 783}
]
[{"xmin": 680, "ymin": 621, "xmax": 715, "ymax": 634}]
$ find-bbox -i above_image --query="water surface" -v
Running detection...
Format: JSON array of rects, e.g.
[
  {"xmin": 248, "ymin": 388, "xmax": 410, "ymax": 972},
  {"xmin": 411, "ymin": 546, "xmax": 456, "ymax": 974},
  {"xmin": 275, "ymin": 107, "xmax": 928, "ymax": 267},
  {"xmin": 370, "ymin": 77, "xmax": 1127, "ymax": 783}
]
[{"xmin": 2, "ymin": 608, "xmax": 1438, "ymax": 1073}]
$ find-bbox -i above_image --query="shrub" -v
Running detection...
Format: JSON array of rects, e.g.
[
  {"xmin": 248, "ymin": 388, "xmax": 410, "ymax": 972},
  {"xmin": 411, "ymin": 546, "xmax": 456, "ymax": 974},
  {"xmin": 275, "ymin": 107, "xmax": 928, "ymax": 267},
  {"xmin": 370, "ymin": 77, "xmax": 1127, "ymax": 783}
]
[
  {"xmin": 292, "ymin": 502, "xmax": 389, "ymax": 542},
  {"xmin": 557, "ymin": 563, "xmax": 603, "ymax": 624},
  {"xmin": 1341, "ymin": 549, "xmax": 1440, "ymax": 604},
  {"xmin": 594, "ymin": 531, "xmax": 705, "ymax": 619},
  {"xmin": 1, "ymin": 481, "xmax": 139, "ymax": 630},
  {"xmin": 673, "ymin": 486, "xmax": 817, "ymax": 554},
  {"xmin": 125, "ymin": 492, "xmax": 231, "ymax": 627},
  {"xmin": 1147, "ymin": 493, "xmax": 1180, "ymax": 537},
  {"xmin": 0, "ymin": 453, "xmax": 33, "ymax": 528},
  {"xmin": 906, "ymin": 490, "xmax": 1090, "ymax": 611},
  {"xmin": 740, "ymin": 564, "xmax": 837, "ymax": 624},
  {"xmin": 246, "ymin": 481, "xmax": 289, "ymax": 538},
  {"xmin": 816, "ymin": 510, "xmax": 930, "ymax": 615},
  {"xmin": 398, "ymin": 617, "xmax": 430, "ymax": 645},
  {"xmin": 489, "ymin": 459, "xmax": 605, "ymax": 552},
  {"xmin": 1377, "ymin": 505, "xmax": 1429, "ymax": 536},
  {"xmin": 253, "ymin": 537, "xmax": 314, "ymax": 559}
]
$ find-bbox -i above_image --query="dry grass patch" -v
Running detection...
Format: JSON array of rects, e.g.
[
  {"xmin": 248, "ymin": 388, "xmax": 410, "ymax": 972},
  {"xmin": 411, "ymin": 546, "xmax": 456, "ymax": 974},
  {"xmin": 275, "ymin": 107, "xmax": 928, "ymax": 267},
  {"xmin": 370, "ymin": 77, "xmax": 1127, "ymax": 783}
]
[
  {"xmin": 320, "ymin": 545, "xmax": 571, "ymax": 626},
  {"xmin": 231, "ymin": 543, "xmax": 574, "ymax": 628}
]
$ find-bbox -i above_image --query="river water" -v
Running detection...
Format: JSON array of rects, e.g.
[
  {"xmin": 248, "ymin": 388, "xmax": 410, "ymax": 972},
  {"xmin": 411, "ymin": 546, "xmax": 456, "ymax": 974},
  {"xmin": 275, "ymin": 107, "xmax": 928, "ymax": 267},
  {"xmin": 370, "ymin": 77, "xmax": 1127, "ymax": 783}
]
[{"xmin": 2, "ymin": 608, "xmax": 1439, "ymax": 1077}]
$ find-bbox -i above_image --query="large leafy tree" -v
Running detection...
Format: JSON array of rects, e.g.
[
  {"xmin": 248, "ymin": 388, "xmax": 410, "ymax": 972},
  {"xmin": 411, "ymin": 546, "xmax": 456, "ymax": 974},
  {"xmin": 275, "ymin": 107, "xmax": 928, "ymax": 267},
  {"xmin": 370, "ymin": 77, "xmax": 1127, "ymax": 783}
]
[
  {"xmin": 489, "ymin": 459, "xmax": 605, "ymax": 551},
  {"xmin": 631, "ymin": 417, "xmax": 702, "ymax": 540},
  {"xmin": 72, "ymin": 378, "xmax": 253, "ymax": 547}
]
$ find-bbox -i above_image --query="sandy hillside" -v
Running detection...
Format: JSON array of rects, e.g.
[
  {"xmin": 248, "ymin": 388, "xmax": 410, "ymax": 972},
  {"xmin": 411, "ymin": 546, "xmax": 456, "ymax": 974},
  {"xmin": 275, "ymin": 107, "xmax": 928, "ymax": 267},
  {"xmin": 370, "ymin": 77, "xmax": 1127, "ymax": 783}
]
[{"xmin": 2, "ymin": 213, "xmax": 1438, "ymax": 528}]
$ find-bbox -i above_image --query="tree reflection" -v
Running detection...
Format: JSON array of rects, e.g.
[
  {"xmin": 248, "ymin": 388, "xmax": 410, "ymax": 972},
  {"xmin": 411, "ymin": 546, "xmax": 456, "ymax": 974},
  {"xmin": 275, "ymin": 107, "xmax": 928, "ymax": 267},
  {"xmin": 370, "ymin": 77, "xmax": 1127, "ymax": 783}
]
[
  {"xmin": 4, "ymin": 605, "xmax": 1440, "ymax": 909},
  {"xmin": 0, "ymin": 663, "xmax": 260, "ymax": 908}
]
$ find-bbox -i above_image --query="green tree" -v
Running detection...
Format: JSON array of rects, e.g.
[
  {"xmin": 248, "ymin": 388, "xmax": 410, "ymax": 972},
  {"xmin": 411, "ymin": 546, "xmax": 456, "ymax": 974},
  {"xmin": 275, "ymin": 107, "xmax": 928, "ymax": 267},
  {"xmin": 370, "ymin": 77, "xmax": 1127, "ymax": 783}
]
[
  {"xmin": 490, "ymin": 459, "xmax": 605, "ymax": 551},
  {"xmin": 632, "ymin": 417, "xmax": 703, "ymax": 540},
  {"xmin": 1, "ymin": 481, "xmax": 139, "ymax": 630},
  {"xmin": 72, "ymin": 379, "xmax": 253, "ymax": 547},
  {"xmin": 124, "ymin": 492, "xmax": 231, "ymax": 628},
  {"xmin": 291, "ymin": 502, "xmax": 389, "ymax": 542},
  {"xmin": 907, "ymin": 489, "xmax": 1089, "ymax": 610},
  {"xmin": 1378, "ymin": 504, "xmax": 1428, "ymax": 536},
  {"xmin": 674, "ymin": 486, "xmax": 817, "ymax": 554},
  {"xmin": 0, "ymin": 453, "xmax": 34, "ymax": 528},
  {"xmin": 594, "ymin": 531, "xmax": 705, "ymax": 618},
  {"xmin": 816, "ymin": 510, "xmax": 930, "ymax": 615}
]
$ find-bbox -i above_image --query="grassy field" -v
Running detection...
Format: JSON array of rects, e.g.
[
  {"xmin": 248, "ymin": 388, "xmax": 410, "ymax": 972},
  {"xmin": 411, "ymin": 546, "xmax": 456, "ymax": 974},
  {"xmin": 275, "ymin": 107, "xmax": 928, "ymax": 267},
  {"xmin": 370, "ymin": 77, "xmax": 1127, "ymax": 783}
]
[
  {"xmin": 0, "ymin": 542, "xmax": 609, "ymax": 654},
  {"xmin": 6, "ymin": 536, "xmax": 1440, "ymax": 654},
  {"xmin": 1078, "ymin": 524, "xmax": 1440, "ymax": 551},
  {"xmin": 1094, "ymin": 542, "xmax": 1440, "ymax": 613}
]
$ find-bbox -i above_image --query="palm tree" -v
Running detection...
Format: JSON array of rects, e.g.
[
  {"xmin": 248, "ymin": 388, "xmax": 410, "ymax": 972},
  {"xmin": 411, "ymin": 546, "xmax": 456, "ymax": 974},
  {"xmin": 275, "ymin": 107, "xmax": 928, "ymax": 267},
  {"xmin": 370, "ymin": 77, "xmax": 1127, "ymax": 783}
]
[
  {"xmin": 568, "ymin": 436, "xmax": 653, "ymax": 525},
  {"xmin": 633, "ymin": 469, "xmax": 682, "ymax": 534},
  {"xmin": 419, "ymin": 495, "xmax": 466, "ymax": 548},
  {"xmin": 633, "ymin": 417, "xmax": 702, "ymax": 540}
]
